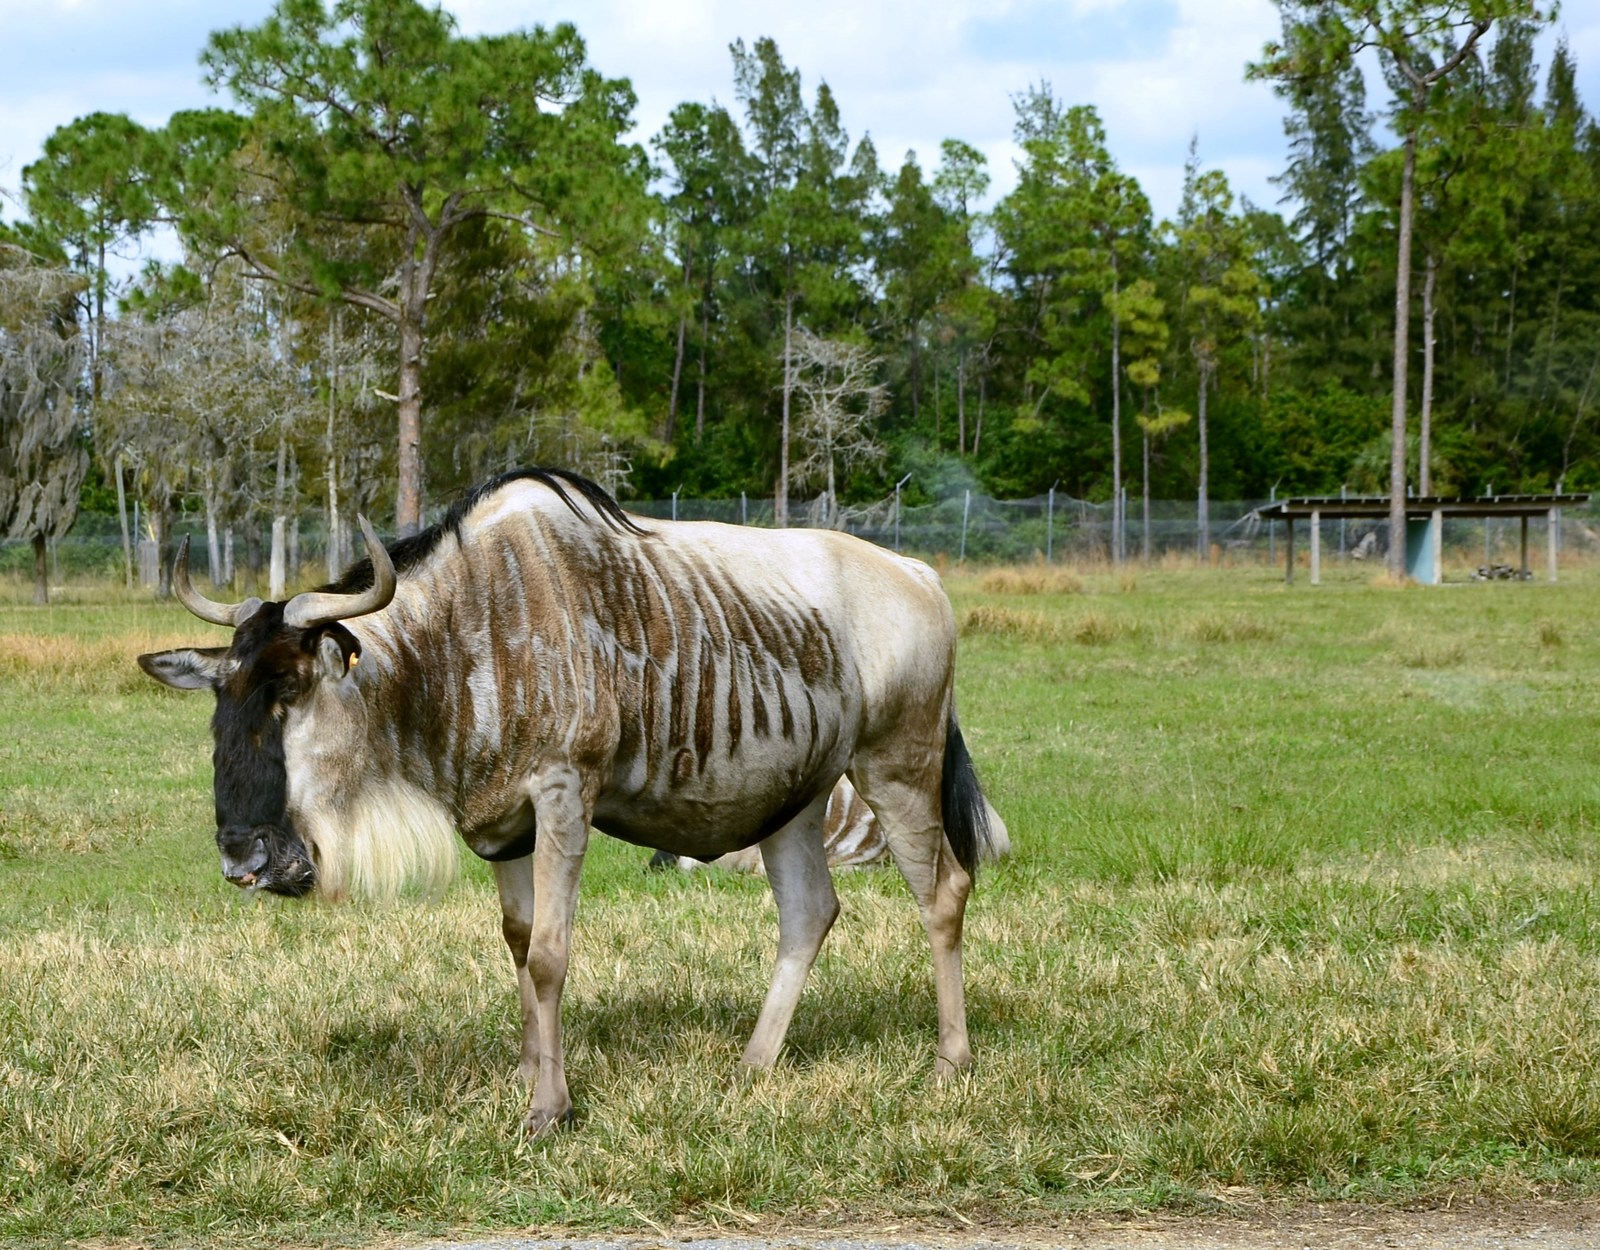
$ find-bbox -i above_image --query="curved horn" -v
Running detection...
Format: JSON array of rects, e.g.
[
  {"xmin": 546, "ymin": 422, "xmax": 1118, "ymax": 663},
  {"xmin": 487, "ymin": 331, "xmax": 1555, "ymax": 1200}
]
[
  {"xmin": 282, "ymin": 515, "xmax": 396, "ymax": 628},
  {"xmin": 173, "ymin": 537, "xmax": 260, "ymax": 627}
]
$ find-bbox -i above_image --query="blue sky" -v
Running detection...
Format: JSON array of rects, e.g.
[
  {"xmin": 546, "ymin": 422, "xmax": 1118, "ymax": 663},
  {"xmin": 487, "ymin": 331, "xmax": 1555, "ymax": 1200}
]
[{"xmin": 3, "ymin": 0, "xmax": 1598, "ymax": 268}]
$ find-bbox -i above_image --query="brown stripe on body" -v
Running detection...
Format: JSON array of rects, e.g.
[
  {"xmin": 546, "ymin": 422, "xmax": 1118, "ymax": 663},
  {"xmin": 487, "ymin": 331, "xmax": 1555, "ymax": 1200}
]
[
  {"xmin": 750, "ymin": 670, "xmax": 769, "ymax": 738},
  {"xmin": 724, "ymin": 643, "xmax": 744, "ymax": 754},
  {"xmin": 694, "ymin": 639, "xmax": 717, "ymax": 770},
  {"xmin": 776, "ymin": 673, "xmax": 794, "ymax": 740}
]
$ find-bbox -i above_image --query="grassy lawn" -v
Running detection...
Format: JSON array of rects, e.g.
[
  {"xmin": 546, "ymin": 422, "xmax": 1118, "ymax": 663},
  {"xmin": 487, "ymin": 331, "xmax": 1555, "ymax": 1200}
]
[{"xmin": 3, "ymin": 562, "xmax": 1600, "ymax": 1246}]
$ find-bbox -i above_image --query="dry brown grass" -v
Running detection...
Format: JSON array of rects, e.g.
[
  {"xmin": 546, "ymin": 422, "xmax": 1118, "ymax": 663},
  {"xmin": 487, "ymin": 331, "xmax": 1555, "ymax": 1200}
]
[
  {"xmin": 978, "ymin": 567, "xmax": 1084, "ymax": 596},
  {"xmin": 0, "ymin": 631, "xmax": 195, "ymax": 694},
  {"xmin": 1067, "ymin": 610, "xmax": 1127, "ymax": 645},
  {"xmin": 959, "ymin": 604, "xmax": 1060, "ymax": 643}
]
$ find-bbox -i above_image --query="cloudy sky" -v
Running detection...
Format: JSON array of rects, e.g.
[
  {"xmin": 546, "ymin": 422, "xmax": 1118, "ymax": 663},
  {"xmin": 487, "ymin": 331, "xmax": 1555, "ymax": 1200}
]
[{"xmin": 3, "ymin": 0, "xmax": 1598, "ymax": 262}]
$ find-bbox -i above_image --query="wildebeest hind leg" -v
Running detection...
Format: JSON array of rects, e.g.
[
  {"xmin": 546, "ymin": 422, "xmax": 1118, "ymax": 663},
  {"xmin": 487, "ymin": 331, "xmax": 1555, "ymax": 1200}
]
[
  {"xmin": 492, "ymin": 856, "xmax": 541, "ymax": 1081},
  {"xmin": 848, "ymin": 763, "xmax": 974, "ymax": 1078},
  {"xmin": 740, "ymin": 790, "xmax": 838, "ymax": 1070}
]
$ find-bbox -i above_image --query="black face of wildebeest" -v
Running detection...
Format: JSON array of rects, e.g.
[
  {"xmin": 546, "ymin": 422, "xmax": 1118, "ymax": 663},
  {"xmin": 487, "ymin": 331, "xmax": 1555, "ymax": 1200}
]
[{"xmin": 139, "ymin": 602, "xmax": 363, "ymax": 897}]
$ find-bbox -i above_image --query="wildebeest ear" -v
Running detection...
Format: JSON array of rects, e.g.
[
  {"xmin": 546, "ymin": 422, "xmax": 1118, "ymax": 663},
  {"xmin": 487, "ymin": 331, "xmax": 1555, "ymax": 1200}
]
[
  {"xmin": 312, "ymin": 632, "xmax": 357, "ymax": 682},
  {"xmin": 137, "ymin": 648, "xmax": 229, "ymax": 691}
]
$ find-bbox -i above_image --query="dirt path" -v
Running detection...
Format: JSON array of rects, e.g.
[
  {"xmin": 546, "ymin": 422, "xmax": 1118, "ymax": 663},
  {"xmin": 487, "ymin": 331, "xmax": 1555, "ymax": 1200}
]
[{"xmin": 421, "ymin": 1201, "xmax": 1600, "ymax": 1250}]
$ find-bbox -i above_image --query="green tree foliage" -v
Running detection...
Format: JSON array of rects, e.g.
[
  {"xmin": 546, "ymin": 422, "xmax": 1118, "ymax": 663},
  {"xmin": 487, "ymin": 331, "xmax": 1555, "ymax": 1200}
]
[
  {"xmin": 11, "ymin": 12, "xmax": 1600, "ymax": 560},
  {"xmin": 0, "ymin": 242, "xmax": 89, "ymax": 602},
  {"xmin": 22, "ymin": 113, "xmax": 158, "ymax": 399},
  {"xmin": 158, "ymin": 0, "xmax": 649, "ymax": 534},
  {"xmin": 1252, "ymin": 0, "xmax": 1553, "ymax": 575}
]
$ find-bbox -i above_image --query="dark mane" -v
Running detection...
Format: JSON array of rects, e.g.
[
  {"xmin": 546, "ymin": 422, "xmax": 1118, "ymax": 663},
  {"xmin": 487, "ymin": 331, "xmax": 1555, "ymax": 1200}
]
[{"xmin": 323, "ymin": 468, "xmax": 646, "ymax": 594}]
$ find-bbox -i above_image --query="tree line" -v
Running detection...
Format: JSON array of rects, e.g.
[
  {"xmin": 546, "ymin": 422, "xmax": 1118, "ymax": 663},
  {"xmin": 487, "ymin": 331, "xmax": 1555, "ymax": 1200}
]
[{"xmin": 1, "ymin": 0, "xmax": 1593, "ymax": 597}]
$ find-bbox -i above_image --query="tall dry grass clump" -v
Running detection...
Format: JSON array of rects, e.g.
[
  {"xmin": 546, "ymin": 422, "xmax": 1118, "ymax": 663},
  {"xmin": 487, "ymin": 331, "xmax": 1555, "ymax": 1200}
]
[
  {"xmin": 959, "ymin": 605, "xmax": 1059, "ymax": 643},
  {"xmin": 979, "ymin": 567, "xmax": 1084, "ymax": 596},
  {"xmin": 1068, "ymin": 611, "xmax": 1127, "ymax": 645}
]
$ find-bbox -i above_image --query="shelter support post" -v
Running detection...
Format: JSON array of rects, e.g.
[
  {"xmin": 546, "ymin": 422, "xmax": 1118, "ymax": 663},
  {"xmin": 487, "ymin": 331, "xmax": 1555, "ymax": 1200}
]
[
  {"xmin": 1549, "ymin": 508, "xmax": 1559, "ymax": 582},
  {"xmin": 1285, "ymin": 517, "xmax": 1295, "ymax": 585},
  {"xmin": 1521, "ymin": 516, "xmax": 1530, "ymax": 579},
  {"xmin": 1432, "ymin": 509, "xmax": 1444, "ymax": 585},
  {"xmin": 1310, "ymin": 509, "xmax": 1321, "ymax": 586}
]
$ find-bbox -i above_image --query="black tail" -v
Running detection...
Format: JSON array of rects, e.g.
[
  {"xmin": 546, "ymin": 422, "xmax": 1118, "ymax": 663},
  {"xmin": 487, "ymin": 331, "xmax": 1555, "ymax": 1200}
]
[{"xmin": 941, "ymin": 714, "xmax": 992, "ymax": 878}]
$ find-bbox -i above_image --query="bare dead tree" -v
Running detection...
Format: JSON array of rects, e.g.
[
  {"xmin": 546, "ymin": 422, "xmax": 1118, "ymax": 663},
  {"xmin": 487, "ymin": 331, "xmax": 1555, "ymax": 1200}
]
[{"xmin": 786, "ymin": 329, "xmax": 887, "ymax": 528}]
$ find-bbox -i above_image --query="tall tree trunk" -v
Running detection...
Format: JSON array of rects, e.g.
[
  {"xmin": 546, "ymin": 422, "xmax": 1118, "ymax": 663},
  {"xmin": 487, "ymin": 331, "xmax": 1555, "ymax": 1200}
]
[
  {"xmin": 956, "ymin": 349, "xmax": 967, "ymax": 456},
  {"xmin": 667, "ymin": 312, "xmax": 687, "ymax": 443},
  {"xmin": 270, "ymin": 430, "xmax": 289, "ymax": 599},
  {"xmin": 909, "ymin": 329, "xmax": 921, "ymax": 429},
  {"xmin": 94, "ymin": 237, "xmax": 106, "ymax": 403},
  {"xmin": 696, "ymin": 315, "xmax": 710, "ymax": 442},
  {"xmin": 1504, "ymin": 257, "xmax": 1518, "ymax": 390},
  {"xmin": 1196, "ymin": 367, "xmax": 1211, "ymax": 561},
  {"xmin": 114, "ymin": 451, "xmax": 133, "ymax": 590},
  {"xmin": 667, "ymin": 253, "xmax": 691, "ymax": 442},
  {"xmin": 1388, "ymin": 99, "xmax": 1421, "ymax": 580},
  {"xmin": 393, "ymin": 218, "xmax": 440, "ymax": 539},
  {"xmin": 327, "ymin": 317, "xmax": 344, "ymax": 580},
  {"xmin": 1420, "ymin": 249, "xmax": 1437, "ymax": 496},
  {"xmin": 776, "ymin": 286, "xmax": 794, "ymax": 528},
  {"xmin": 204, "ymin": 463, "xmax": 225, "ymax": 590},
  {"xmin": 288, "ymin": 449, "xmax": 300, "ymax": 584},
  {"xmin": 1142, "ymin": 427, "xmax": 1152, "ymax": 564},
  {"xmin": 696, "ymin": 255, "xmax": 712, "ymax": 442},
  {"xmin": 244, "ymin": 524, "xmax": 262, "ymax": 589},
  {"xmin": 153, "ymin": 501, "xmax": 174, "ymax": 600},
  {"xmin": 396, "ymin": 305, "xmax": 425, "ymax": 537},
  {"xmin": 1110, "ymin": 261, "xmax": 1122, "ymax": 564},
  {"xmin": 974, "ymin": 371, "xmax": 986, "ymax": 457},
  {"xmin": 32, "ymin": 533, "xmax": 48, "ymax": 605}
]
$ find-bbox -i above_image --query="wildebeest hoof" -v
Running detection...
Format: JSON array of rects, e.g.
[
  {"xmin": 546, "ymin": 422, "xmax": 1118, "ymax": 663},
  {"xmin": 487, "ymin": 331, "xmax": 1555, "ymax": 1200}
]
[
  {"xmin": 933, "ymin": 1052, "xmax": 973, "ymax": 1083},
  {"xmin": 522, "ymin": 1105, "xmax": 576, "ymax": 1136}
]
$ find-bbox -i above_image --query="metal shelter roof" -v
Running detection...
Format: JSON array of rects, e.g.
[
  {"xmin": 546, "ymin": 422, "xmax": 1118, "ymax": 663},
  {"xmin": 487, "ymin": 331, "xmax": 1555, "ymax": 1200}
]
[{"xmin": 1254, "ymin": 493, "xmax": 1590, "ymax": 521}]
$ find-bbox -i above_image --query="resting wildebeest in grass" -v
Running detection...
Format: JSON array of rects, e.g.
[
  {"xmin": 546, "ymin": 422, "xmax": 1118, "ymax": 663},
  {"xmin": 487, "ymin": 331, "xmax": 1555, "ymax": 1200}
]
[{"xmin": 138, "ymin": 469, "xmax": 993, "ymax": 1134}]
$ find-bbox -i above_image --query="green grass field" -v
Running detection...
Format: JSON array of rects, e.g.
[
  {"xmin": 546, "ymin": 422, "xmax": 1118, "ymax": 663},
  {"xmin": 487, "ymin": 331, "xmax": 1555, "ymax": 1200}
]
[{"xmin": 4, "ymin": 562, "xmax": 1600, "ymax": 1247}]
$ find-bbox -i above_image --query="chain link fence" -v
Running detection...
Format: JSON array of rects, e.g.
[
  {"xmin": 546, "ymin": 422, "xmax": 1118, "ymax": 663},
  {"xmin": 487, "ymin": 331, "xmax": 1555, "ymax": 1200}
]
[{"xmin": 7, "ymin": 490, "xmax": 1600, "ymax": 588}]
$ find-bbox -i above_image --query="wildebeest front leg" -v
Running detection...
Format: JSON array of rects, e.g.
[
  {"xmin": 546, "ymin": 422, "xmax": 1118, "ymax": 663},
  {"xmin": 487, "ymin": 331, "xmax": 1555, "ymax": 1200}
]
[
  {"xmin": 522, "ymin": 771, "xmax": 592, "ymax": 1134},
  {"xmin": 741, "ymin": 790, "xmax": 839, "ymax": 1070},
  {"xmin": 492, "ymin": 857, "xmax": 540, "ymax": 1081}
]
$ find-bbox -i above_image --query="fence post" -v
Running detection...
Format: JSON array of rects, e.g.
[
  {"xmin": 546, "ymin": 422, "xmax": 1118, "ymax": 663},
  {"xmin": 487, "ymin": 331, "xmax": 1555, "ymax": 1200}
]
[
  {"xmin": 741, "ymin": 491, "xmax": 747, "ymax": 525},
  {"xmin": 1485, "ymin": 483, "xmax": 1492, "ymax": 567},
  {"xmin": 672, "ymin": 488, "xmax": 679, "ymax": 522},
  {"xmin": 1267, "ymin": 483, "xmax": 1276, "ymax": 566},
  {"xmin": 894, "ymin": 472, "xmax": 911, "ymax": 552},
  {"xmin": 960, "ymin": 489, "xmax": 971, "ymax": 563},
  {"xmin": 1046, "ymin": 485, "xmax": 1055, "ymax": 563},
  {"xmin": 1339, "ymin": 483, "xmax": 1347, "ymax": 561}
]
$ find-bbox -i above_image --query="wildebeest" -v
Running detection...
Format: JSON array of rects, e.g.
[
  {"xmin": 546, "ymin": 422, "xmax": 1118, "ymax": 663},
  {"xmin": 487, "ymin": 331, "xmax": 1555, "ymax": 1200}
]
[{"xmin": 139, "ymin": 468, "xmax": 992, "ymax": 1134}]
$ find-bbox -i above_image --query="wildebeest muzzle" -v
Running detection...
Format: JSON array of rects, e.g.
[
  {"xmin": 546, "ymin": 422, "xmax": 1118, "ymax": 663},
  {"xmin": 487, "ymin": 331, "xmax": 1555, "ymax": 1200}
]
[{"xmin": 217, "ymin": 822, "xmax": 316, "ymax": 896}]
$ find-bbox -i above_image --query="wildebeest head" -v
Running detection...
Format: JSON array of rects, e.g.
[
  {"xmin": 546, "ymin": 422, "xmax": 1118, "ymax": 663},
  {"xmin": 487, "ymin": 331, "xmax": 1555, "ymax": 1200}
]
[{"xmin": 137, "ymin": 518, "xmax": 395, "ymax": 897}]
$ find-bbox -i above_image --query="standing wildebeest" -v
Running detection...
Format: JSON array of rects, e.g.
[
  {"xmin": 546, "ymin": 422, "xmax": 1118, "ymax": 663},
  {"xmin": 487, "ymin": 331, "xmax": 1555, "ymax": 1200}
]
[{"xmin": 139, "ymin": 468, "xmax": 992, "ymax": 1134}]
